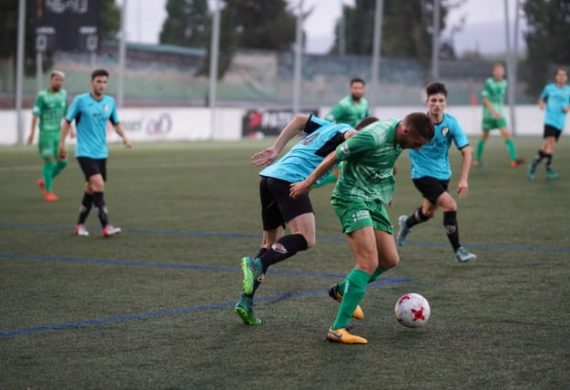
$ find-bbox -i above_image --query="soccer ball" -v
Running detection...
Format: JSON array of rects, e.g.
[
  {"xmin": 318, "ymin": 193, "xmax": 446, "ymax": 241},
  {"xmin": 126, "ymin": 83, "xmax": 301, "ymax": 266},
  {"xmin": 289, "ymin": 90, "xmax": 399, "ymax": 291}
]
[{"xmin": 394, "ymin": 293, "xmax": 430, "ymax": 328}]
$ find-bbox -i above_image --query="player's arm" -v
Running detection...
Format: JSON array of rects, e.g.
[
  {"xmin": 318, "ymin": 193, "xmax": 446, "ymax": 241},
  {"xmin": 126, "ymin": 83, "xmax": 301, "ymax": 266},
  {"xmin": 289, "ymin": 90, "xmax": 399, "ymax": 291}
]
[
  {"xmin": 59, "ymin": 120, "xmax": 72, "ymax": 159},
  {"xmin": 457, "ymin": 146, "xmax": 472, "ymax": 199},
  {"xmin": 27, "ymin": 94, "xmax": 43, "ymax": 145},
  {"xmin": 290, "ymin": 151, "xmax": 338, "ymax": 198},
  {"xmin": 250, "ymin": 114, "xmax": 310, "ymax": 166},
  {"xmin": 325, "ymin": 103, "xmax": 343, "ymax": 123},
  {"xmin": 113, "ymin": 123, "xmax": 132, "ymax": 148},
  {"xmin": 538, "ymin": 86, "xmax": 548, "ymax": 110},
  {"xmin": 482, "ymin": 81, "xmax": 501, "ymax": 119}
]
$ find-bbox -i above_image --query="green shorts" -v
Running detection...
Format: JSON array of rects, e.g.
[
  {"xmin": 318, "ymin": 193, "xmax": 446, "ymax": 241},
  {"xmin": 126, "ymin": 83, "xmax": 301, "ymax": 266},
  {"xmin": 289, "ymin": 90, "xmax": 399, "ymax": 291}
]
[
  {"xmin": 482, "ymin": 117, "xmax": 507, "ymax": 131},
  {"xmin": 331, "ymin": 197, "xmax": 393, "ymax": 235},
  {"xmin": 38, "ymin": 131, "xmax": 60, "ymax": 159}
]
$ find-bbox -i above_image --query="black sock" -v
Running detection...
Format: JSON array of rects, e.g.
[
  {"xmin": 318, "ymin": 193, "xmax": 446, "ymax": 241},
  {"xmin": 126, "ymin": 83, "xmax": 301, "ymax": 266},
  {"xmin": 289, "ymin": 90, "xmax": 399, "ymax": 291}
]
[
  {"xmin": 545, "ymin": 153, "xmax": 553, "ymax": 167},
  {"xmin": 443, "ymin": 211, "xmax": 460, "ymax": 251},
  {"xmin": 77, "ymin": 193, "xmax": 94, "ymax": 224},
  {"xmin": 406, "ymin": 207, "xmax": 429, "ymax": 228},
  {"xmin": 93, "ymin": 192, "xmax": 109, "ymax": 228},
  {"xmin": 255, "ymin": 247, "xmax": 268, "ymax": 258},
  {"xmin": 533, "ymin": 150, "xmax": 547, "ymax": 165},
  {"xmin": 259, "ymin": 234, "xmax": 309, "ymax": 272}
]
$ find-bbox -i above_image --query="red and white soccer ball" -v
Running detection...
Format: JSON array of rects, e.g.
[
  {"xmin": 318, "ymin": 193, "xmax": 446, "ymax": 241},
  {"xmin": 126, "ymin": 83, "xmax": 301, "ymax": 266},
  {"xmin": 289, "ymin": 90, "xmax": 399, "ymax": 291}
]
[{"xmin": 394, "ymin": 293, "xmax": 431, "ymax": 328}]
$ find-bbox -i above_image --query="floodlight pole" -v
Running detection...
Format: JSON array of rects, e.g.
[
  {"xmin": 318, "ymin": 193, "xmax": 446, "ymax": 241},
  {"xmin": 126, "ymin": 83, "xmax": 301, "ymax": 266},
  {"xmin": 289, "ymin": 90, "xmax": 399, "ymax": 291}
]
[
  {"xmin": 117, "ymin": 0, "xmax": 127, "ymax": 108},
  {"xmin": 292, "ymin": 0, "xmax": 303, "ymax": 113},
  {"xmin": 370, "ymin": 0, "xmax": 384, "ymax": 106},
  {"xmin": 208, "ymin": 0, "xmax": 221, "ymax": 139},
  {"xmin": 504, "ymin": 0, "xmax": 517, "ymax": 135},
  {"xmin": 15, "ymin": 0, "xmax": 26, "ymax": 145},
  {"xmin": 431, "ymin": 0, "xmax": 440, "ymax": 81}
]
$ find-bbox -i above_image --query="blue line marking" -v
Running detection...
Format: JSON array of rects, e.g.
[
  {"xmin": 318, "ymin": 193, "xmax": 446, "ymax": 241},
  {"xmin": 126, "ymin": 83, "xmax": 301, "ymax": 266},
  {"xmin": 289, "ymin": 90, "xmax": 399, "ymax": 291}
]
[
  {"xmin": 0, "ymin": 278, "xmax": 410, "ymax": 339},
  {"xmin": 1, "ymin": 222, "xmax": 569, "ymax": 254},
  {"xmin": 0, "ymin": 252, "xmax": 348, "ymax": 279}
]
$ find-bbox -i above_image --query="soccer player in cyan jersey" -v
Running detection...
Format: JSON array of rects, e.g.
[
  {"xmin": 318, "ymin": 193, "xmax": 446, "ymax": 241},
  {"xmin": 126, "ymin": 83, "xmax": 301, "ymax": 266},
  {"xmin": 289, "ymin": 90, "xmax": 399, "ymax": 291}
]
[
  {"xmin": 397, "ymin": 83, "xmax": 476, "ymax": 263},
  {"xmin": 291, "ymin": 113, "xmax": 434, "ymax": 344},
  {"xmin": 528, "ymin": 68, "xmax": 570, "ymax": 181},
  {"xmin": 474, "ymin": 63, "xmax": 524, "ymax": 167},
  {"xmin": 236, "ymin": 114, "xmax": 377, "ymax": 326},
  {"xmin": 326, "ymin": 78, "xmax": 370, "ymax": 127},
  {"xmin": 59, "ymin": 69, "xmax": 132, "ymax": 237},
  {"xmin": 27, "ymin": 70, "xmax": 69, "ymax": 202}
]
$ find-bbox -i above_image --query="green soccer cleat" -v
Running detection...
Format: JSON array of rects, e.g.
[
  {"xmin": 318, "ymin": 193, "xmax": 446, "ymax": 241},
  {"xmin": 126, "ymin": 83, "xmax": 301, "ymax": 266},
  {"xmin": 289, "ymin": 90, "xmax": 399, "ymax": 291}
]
[
  {"xmin": 241, "ymin": 256, "xmax": 264, "ymax": 295},
  {"xmin": 546, "ymin": 166, "xmax": 560, "ymax": 180},
  {"xmin": 234, "ymin": 295, "xmax": 262, "ymax": 326},
  {"xmin": 527, "ymin": 162, "xmax": 537, "ymax": 181}
]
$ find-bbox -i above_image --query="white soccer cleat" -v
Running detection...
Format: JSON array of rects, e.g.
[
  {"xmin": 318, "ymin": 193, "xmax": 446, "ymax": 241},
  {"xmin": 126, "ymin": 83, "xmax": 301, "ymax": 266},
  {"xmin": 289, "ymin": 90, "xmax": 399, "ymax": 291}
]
[
  {"xmin": 74, "ymin": 224, "xmax": 90, "ymax": 237},
  {"xmin": 102, "ymin": 224, "xmax": 121, "ymax": 238}
]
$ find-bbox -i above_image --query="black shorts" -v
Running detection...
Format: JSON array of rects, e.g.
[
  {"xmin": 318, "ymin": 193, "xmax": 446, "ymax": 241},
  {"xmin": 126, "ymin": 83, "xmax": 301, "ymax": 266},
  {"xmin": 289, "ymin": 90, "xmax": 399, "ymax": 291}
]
[
  {"xmin": 77, "ymin": 157, "xmax": 107, "ymax": 182},
  {"xmin": 544, "ymin": 125, "xmax": 562, "ymax": 141},
  {"xmin": 259, "ymin": 176, "xmax": 314, "ymax": 230},
  {"xmin": 413, "ymin": 177, "xmax": 449, "ymax": 204}
]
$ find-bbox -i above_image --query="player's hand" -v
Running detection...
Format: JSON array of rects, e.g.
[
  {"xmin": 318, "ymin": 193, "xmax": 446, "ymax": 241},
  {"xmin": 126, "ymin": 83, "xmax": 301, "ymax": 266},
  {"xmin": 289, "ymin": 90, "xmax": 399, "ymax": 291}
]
[
  {"xmin": 289, "ymin": 180, "xmax": 311, "ymax": 199},
  {"xmin": 492, "ymin": 112, "xmax": 501, "ymax": 120},
  {"xmin": 344, "ymin": 130, "xmax": 357, "ymax": 139},
  {"xmin": 123, "ymin": 137, "xmax": 132, "ymax": 149},
  {"xmin": 59, "ymin": 146, "xmax": 67, "ymax": 160},
  {"xmin": 251, "ymin": 147, "xmax": 278, "ymax": 166},
  {"xmin": 26, "ymin": 133, "xmax": 33, "ymax": 145},
  {"xmin": 457, "ymin": 179, "xmax": 469, "ymax": 199},
  {"xmin": 70, "ymin": 128, "xmax": 76, "ymax": 139},
  {"xmin": 539, "ymin": 101, "xmax": 545, "ymax": 110}
]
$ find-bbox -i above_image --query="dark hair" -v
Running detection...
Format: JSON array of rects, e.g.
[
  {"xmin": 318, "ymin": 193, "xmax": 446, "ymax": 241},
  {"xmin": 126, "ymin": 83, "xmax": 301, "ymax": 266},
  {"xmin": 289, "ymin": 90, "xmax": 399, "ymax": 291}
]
[
  {"xmin": 493, "ymin": 62, "xmax": 504, "ymax": 69},
  {"xmin": 426, "ymin": 82, "xmax": 447, "ymax": 98},
  {"xmin": 91, "ymin": 69, "xmax": 109, "ymax": 80},
  {"xmin": 555, "ymin": 67, "xmax": 567, "ymax": 76},
  {"xmin": 350, "ymin": 78, "xmax": 365, "ymax": 86},
  {"xmin": 403, "ymin": 112, "xmax": 435, "ymax": 141},
  {"xmin": 355, "ymin": 116, "xmax": 379, "ymax": 130}
]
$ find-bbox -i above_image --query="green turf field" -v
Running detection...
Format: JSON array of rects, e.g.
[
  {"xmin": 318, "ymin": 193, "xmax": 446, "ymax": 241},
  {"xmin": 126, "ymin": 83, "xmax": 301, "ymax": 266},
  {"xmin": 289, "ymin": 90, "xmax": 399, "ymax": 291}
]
[{"xmin": 1, "ymin": 136, "xmax": 569, "ymax": 389}]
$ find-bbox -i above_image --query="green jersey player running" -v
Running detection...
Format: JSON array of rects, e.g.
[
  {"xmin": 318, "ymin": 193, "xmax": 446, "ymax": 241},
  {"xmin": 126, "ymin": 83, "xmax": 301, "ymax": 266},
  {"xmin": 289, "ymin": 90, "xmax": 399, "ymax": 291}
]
[
  {"xmin": 326, "ymin": 78, "xmax": 370, "ymax": 128},
  {"xmin": 27, "ymin": 70, "xmax": 69, "ymax": 202},
  {"xmin": 474, "ymin": 63, "xmax": 524, "ymax": 167},
  {"xmin": 291, "ymin": 113, "xmax": 434, "ymax": 344}
]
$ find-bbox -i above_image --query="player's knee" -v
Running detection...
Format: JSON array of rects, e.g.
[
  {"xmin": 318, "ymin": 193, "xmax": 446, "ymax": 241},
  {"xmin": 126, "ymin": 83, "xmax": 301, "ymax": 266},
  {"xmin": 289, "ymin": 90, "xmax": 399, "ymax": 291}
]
[{"xmin": 381, "ymin": 252, "xmax": 399, "ymax": 269}]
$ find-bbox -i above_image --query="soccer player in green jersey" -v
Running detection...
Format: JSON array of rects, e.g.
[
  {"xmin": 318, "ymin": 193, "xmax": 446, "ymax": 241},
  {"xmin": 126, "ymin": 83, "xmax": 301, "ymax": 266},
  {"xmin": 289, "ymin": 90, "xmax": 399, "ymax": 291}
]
[
  {"xmin": 27, "ymin": 70, "xmax": 69, "ymax": 202},
  {"xmin": 291, "ymin": 113, "xmax": 434, "ymax": 344},
  {"xmin": 325, "ymin": 78, "xmax": 370, "ymax": 127},
  {"xmin": 474, "ymin": 63, "xmax": 524, "ymax": 167}
]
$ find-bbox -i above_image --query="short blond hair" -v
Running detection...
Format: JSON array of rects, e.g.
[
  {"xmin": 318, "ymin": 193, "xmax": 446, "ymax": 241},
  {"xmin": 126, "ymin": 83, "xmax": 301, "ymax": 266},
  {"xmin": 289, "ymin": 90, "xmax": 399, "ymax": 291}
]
[{"xmin": 50, "ymin": 70, "xmax": 65, "ymax": 79}]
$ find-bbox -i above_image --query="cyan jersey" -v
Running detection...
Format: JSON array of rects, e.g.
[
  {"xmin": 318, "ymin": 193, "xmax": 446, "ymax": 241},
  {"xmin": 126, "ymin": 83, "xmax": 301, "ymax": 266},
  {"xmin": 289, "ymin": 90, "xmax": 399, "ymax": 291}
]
[
  {"xmin": 260, "ymin": 115, "xmax": 352, "ymax": 183},
  {"xmin": 65, "ymin": 93, "xmax": 120, "ymax": 159},
  {"xmin": 541, "ymin": 83, "xmax": 570, "ymax": 131},
  {"xmin": 410, "ymin": 113, "xmax": 469, "ymax": 180}
]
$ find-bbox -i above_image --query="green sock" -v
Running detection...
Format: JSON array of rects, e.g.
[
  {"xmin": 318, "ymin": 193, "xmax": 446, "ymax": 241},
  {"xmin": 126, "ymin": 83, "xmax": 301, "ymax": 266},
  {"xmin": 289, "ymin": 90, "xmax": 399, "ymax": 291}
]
[
  {"xmin": 337, "ymin": 267, "xmax": 386, "ymax": 292},
  {"xmin": 332, "ymin": 269, "xmax": 370, "ymax": 330},
  {"xmin": 51, "ymin": 160, "xmax": 68, "ymax": 178},
  {"xmin": 42, "ymin": 160, "xmax": 56, "ymax": 193},
  {"xmin": 505, "ymin": 139, "xmax": 518, "ymax": 160},
  {"xmin": 368, "ymin": 267, "xmax": 387, "ymax": 284},
  {"xmin": 476, "ymin": 139, "xmax": 486, "ymax": 161}
]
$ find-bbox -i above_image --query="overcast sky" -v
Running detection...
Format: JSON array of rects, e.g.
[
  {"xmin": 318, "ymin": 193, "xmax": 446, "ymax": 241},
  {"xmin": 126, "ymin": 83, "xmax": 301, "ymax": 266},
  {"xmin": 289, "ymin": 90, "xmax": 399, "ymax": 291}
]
[{"xmin": 125, "ymin": 0, "xmax": 526, "ymax": 55}]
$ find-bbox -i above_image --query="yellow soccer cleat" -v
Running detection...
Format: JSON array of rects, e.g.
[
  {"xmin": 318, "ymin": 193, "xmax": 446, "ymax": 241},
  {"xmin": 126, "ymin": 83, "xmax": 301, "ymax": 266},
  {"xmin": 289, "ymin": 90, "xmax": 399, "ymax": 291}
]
[
  {"xmin": 328, "ymin": 284, "xmax": 365, "ymax": 320},
  {"xmin": 326, "ymin": 327, "xmax": 368, "ymax": 345}
]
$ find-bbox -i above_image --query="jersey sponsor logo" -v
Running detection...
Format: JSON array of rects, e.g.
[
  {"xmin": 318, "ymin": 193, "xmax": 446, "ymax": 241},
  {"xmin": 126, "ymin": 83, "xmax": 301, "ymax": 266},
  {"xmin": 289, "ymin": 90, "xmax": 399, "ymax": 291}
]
[
  {"xmin": 103, "ymin": 104, "xmax": 109, "ymax": 112},
  {"xmin": 441, "ymin": 127, "xmax": 449, "ymax": 137},
  {"xmin": 351, "ymin": 210, "xmax": 370, "ymax": 223},
  {"xmin": 302, "ymin": 133, "xmax": 319, "ymax": 145}
]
